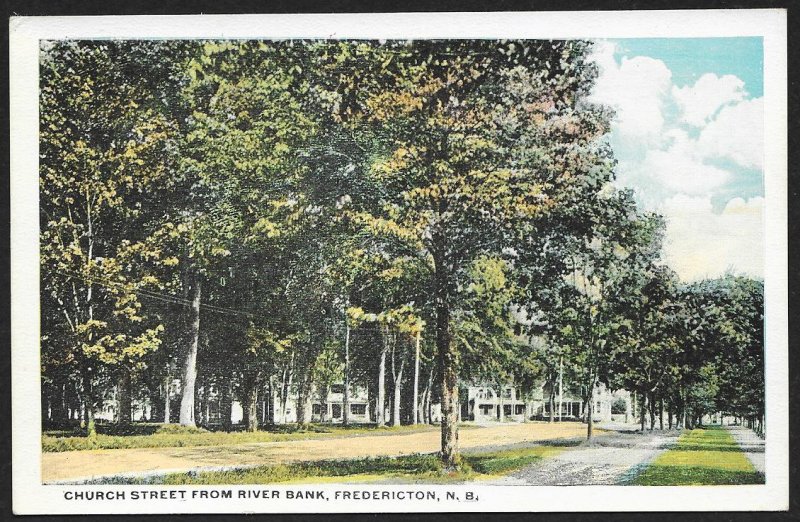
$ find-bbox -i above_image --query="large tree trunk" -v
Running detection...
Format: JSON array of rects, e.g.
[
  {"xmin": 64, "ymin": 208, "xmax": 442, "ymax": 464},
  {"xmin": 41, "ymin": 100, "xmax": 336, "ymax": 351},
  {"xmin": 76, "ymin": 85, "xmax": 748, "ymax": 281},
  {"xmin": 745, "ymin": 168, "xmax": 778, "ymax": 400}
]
[
  {"xmin": 435, "ymin": 265, "xmax": 459, "ymax": 469},
  {"xmin": 421, "ymin": 363, "xmax": 433, "ymax": 425},
  {"xmin": 194, "ymin": 374, "xmax": 210, "ymax": 427},
  {"xmin": 296, "ymin": 368, "xmax": 313, "ymax": 427},
  {"xmin": 391, "ymin": 356, "xmax": 405, "ymax": 427},
  {"xmin": 426, "ymin": 365, "xmax": 435, "ymax": 425},
  {"xmin": 413, "ymin": 330, "xmax": 421, "ymax": 424},
  {"xmin": 558, "ymin": 357, "xmax": 563, "ymax": 422},
  {"xmin": 149, "ymin": 385, "xmax": 163, "ymax": 424},
  {"xmin": 648, "ymin": 393, "xmax": 657, "ymax": 430},
  {"xmin": 548, "ymin": 384, "xmax": 555, "ymax": 423},
  {"xmin": 179, "ymin": 270, "xmax": 201, "ymax": 427},
  {"xmin": 343, "ymin": 320, "xmax": 351, "ymax": 426},
  {"xmin": 680, "ymin": 388, "xmax": 686, "ymax": 429},
  {"xmin": 117, "ymin": 368, "xmax": 132, "ymax": 425},
  {"xmin": 319, "ymin": 386, "xmax": 329, "ymax": 424},
  {"xmin": 667, "ymin": 401, "xmax": 673, "ymax": 430},
  {"xmin": 221, "ymin": 380, "xmax": 233, "ymax": 431},
  {"xmin": 266, "ymin": 377, "xmax": 276, "ymax": 426},
  {"xmin": 376, "ymin": 329, "xmax": 389, "ymax": 426},
  {"xmin": 497, "ymin": 384, "xmax": 505, "ymax": 422},
  {"xmin": 163, "ymin": 374, "xmax": 172, "ymax": 424},
  {"xmin": 280, "ymin": 359, "xmax": 293, "ymax": 425},
  {"xmin": 42, "ymin": 386, "xmax": 51, "ymax": 426},
  {"xmin": 81, "ymin": 367, "xmax": 96, "ymax": 438},
  {"xmin": 243, "ymin": 382, "xmax": 259, "ymax": 432},
  {"xmin": 195, "ymin": 377, "xmax": 205, "ymax": 427},
  {"xmin": 659, "ymin": 398, "xmax": 664, "ymax": 430},
  {"xmin": 524, "ymin": 394, "xmax": 531, "ymax": 422},
  {"xmin": 420, "ymin": 386, "xmax": 428, "ymax": 424},
  {"xmin": 586, "ymin": 382, "xmax": 594, "ymax": 441},
  {"xmin": 205, "ymin": 388, "xmax": 211, "ymax": 427},
  {"xmin": 640, "ymin": 392, "xmax": 647, "ymax": 431},
  {"xmin": 50, "ymin": 382, "xmax": 68, "ymax": 424},
  {"xmin": 70, "ymin": 382, "xmax": 81, "ymax": 422},
  {"xmin": 82, "ymin": 212, "xmax": 97, "ymax": 438}
]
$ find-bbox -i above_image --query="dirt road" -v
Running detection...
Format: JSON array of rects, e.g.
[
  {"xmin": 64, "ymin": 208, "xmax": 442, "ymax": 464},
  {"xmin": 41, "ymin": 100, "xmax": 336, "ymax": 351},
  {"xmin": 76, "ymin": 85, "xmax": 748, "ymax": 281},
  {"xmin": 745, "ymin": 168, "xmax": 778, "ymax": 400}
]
[
  {"xmin": 43, "ymin": 422, "xmax": 594, "ymax": 483},
  {"xmin": 493, "ymin": 429, "xmax": 679, "ymax": 486}
]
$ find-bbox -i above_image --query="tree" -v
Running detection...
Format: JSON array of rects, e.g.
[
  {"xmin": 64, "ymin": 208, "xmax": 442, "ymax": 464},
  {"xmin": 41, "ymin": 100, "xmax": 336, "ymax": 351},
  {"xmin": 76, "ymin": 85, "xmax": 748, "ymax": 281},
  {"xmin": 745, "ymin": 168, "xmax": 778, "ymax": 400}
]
[
  {"xmin": 679, "ymin": 276, "xmax": 764, "ymax": 431},
  {"xmin": 40, "ymin": 41, "xmax": 182, "ymax": 435},
  {"xmin": 316, "ymin": 39, "xmax": 610, "ymax": 467},
  {"xmin": 458, "ymin": 255, "xmax": 531, "ymax": 422},
  {"xmin": 171, "ymin": 40, "xmax": 317, "ymax": 426},
  {"xmin": 609, "ymin": 263, "xmax": 684, "ymax": 431}
]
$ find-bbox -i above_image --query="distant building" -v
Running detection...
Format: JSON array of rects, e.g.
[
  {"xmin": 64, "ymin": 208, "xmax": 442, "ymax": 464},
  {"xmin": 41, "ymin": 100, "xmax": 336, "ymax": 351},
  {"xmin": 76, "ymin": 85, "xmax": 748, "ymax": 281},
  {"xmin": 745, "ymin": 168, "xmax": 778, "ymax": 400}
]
[
  {"xmin": 462, "ymin": 383, "xmax": 632, "ymax": 424},
  {"xmin": 285, "ymin": 383, "xmax": 372, "ymax": 424},
  {"xmin": 91, "ymin": 378, "xmax": 631, "ymax": 427},
  {"xmin": 463, "ymin": 385, "xmax": 530, "ymax": 422}
]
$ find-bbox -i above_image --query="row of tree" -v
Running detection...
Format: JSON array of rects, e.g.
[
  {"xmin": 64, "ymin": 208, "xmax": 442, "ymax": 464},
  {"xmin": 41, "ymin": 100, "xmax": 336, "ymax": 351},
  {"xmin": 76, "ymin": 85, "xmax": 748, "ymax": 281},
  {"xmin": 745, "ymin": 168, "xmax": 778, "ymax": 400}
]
[{"xmin": 39, "ymin": 39, "xmax": 765, "ymax": 468}]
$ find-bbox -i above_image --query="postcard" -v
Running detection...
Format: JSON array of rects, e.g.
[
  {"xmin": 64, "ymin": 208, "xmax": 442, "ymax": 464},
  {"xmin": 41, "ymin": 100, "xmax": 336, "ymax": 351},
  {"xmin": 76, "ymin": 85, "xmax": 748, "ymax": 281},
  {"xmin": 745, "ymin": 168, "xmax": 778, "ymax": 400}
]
[{"xmin": 9, "ymin": 10, "xmax": 788, "ymax": 514}]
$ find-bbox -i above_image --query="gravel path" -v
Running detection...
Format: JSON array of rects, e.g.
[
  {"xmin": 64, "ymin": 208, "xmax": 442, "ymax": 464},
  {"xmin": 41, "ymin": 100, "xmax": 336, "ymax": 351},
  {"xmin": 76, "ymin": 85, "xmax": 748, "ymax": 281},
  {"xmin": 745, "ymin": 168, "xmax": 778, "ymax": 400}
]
[
  {"xmin": 492, "ymin": 428, "xmax": 680, "ymax": 486},
  {"xmin": 725, "ymin": 425, "xmax": 765, "ymax": 474}
]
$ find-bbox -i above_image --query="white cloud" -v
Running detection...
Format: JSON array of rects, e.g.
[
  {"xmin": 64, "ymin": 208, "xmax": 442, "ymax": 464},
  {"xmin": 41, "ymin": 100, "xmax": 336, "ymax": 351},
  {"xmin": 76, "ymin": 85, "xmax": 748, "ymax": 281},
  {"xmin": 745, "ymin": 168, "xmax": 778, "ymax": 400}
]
[
  {"xmin": 697, "ymin": 97, "xmax": 764, "ymax": 170},
  {"xmin": 637, "ymin": 129, "xmax": 730, "ymax": 196},
  {"xmin": 589, "ymin": 42, "xmax": 672, "ymax": 143},
  {"xmin": 661, "ymin": 195, "xmax": 764, "ymax": 281},
  {"xmin": 672, "ymin": 73, "xmax": 746, "ymax": 127},
  {"xmin": 589, "ymin": 41, "xmax": 764, "ymax": 282}
]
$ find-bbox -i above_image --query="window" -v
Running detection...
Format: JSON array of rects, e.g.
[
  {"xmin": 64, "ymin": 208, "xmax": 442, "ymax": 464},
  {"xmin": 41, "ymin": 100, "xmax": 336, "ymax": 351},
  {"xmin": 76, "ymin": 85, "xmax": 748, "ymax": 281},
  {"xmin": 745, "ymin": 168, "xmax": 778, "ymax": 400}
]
[
  {"xmin": 350, "ymin": 404, "xmax": 366, "ymax": 415},
  {"xmin": 515, "ymin": 405, "xmax": 525, "ymax": 415},
  {"xmin": 331, "ymin": 384, "xmax": 344, "ymax": 394},
  {"xmin": 312, "ymin": 404, "xmax": 322, "ymax": 415},
  {"xmin": 479, "ymin": 405, "xmax": 493, "ymax": 415},
  {"xmin": 332, "ymin": 405, "xmax": 342, "ymax": 418},
  {"xmin": 502, "ymin": 388, "xmax": 512, "ymax": 399},
  {"xmin": 503, "ymin": 405, "xmax": 512, "ymax": 416}
]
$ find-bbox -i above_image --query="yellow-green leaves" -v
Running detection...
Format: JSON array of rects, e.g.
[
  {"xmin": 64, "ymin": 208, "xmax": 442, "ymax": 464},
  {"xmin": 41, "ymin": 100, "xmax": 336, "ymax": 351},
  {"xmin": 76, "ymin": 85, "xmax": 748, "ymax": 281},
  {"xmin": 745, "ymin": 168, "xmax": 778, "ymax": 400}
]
[{"xmin": 347, "ymin": 304, "xmax": 424, "ymax": 337}]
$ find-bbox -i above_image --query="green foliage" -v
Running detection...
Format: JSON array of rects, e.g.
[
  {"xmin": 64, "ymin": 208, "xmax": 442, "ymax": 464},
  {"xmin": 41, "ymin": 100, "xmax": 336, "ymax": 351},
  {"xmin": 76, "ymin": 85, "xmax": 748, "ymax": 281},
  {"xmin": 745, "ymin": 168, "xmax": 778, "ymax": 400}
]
[{"xmin": 611, "ymin": 397, "xmax": 627, "ymax": 415}]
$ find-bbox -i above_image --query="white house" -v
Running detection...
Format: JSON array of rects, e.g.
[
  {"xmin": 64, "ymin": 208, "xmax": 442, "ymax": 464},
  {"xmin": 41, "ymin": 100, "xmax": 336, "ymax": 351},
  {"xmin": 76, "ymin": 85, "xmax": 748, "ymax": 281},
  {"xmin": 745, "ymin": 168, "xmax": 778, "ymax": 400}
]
[{"xmin": 462, "ymin": 382, "xmax": 632, "ymax": 424}]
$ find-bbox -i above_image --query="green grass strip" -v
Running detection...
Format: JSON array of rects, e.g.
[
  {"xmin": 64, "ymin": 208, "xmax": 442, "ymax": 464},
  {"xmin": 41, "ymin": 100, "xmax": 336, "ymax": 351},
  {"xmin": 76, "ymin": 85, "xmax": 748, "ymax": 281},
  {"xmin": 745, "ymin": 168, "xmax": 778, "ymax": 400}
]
[{"xmin": 629, "ymin": 426, "xmax": 764, "ymax": 486}]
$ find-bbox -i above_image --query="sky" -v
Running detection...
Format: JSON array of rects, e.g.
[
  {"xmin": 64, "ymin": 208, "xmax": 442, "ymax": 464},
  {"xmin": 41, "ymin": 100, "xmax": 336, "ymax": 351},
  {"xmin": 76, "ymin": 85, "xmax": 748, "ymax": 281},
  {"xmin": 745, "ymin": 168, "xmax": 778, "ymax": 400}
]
[{"xmin": 588, "ymin": 37, "xmax": 764, "ymax": 282}]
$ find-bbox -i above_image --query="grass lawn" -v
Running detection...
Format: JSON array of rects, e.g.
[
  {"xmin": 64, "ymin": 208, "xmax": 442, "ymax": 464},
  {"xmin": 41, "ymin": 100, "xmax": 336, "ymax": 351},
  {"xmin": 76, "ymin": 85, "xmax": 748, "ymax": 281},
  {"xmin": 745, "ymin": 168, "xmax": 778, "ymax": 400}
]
[
  {"xmin": 95, "ymin": 445, "xmax": 568, "ymax": 485},
  {"xmin": 628, "ymin": 426, "xmax": 764, "ymax": 486},
  {"xmin": 42, "ymin": 422, "xmax": 446, "ymax": 452}
]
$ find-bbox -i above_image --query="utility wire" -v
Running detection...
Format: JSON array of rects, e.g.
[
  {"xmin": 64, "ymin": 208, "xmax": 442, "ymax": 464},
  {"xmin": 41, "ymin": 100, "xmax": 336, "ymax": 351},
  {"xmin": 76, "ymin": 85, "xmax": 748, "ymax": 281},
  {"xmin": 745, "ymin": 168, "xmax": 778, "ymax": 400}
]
[
  {"xmin": 48, "ymin": 268, "xmax": 252, "ymax": 318},
  {"xmin": 47, "ymin": 269, "xmax": 432, "ymax": 330}
]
